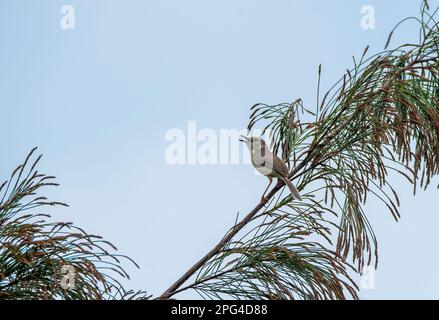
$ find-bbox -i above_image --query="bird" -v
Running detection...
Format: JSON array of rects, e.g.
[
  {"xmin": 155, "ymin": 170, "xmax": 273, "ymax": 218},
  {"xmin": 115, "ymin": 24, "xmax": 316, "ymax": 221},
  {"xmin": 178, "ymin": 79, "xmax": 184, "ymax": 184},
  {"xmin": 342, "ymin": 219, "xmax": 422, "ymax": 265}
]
[{"xmin": 240, "ymin": 136, "xmax": 302, "ymax": 202}]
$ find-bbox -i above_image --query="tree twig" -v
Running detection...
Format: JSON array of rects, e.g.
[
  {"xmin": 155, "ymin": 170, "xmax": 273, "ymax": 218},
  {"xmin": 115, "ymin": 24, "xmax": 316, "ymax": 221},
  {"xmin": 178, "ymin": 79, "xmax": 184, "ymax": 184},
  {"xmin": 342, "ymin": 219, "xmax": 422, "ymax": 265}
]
[{"xmin": 159, "ymin": 164, "xmax": 308, "ymax": 299}]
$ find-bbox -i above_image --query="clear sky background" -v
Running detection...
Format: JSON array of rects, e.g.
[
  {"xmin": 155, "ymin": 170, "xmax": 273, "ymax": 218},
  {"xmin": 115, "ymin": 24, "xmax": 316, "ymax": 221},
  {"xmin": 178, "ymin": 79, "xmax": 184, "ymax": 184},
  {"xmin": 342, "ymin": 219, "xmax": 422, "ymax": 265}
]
[{"xmin": 1, "ymin": 0, "xmax": 438, "ymax": 299}]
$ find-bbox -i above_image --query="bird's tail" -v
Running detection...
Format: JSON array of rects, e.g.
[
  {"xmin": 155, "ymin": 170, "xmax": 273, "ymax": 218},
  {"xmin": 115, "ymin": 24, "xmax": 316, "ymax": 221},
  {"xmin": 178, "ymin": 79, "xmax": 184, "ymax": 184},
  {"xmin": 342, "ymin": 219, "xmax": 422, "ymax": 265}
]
[{"xmin": 281, "ymin": 177, "xmax": 302, "ymax": 201}]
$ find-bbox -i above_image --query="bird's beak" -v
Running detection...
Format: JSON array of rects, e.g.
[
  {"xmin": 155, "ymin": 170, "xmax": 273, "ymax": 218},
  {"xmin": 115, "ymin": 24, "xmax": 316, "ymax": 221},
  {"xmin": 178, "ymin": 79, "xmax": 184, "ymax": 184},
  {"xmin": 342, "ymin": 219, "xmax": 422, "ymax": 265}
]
[{"xmin": 239, "ymin": 135, "xmax": 249, "ymax": 143}]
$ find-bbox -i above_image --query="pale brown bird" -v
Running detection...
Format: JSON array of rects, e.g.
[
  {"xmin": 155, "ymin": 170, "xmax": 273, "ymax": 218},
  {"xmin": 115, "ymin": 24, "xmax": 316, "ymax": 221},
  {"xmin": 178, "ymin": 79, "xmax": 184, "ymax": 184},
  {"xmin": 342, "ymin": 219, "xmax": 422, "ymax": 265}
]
[{"xmin": 240, "ymin": 136, "xmax": 302, "ymax": 201}]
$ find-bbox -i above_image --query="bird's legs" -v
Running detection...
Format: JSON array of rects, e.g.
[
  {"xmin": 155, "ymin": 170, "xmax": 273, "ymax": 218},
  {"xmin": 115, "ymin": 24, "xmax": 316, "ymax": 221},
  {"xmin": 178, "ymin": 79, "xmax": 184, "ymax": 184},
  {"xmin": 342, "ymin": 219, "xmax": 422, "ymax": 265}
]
[{"xmin": 261, "ymin": 177, "xmax": 273, "ymax": 202}]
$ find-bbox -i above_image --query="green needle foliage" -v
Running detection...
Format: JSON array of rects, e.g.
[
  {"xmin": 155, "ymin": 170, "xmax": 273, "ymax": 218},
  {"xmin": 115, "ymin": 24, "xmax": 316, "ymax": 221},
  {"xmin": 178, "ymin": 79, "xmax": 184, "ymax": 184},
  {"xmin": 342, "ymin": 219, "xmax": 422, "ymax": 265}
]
[
  {"xmin": 0, "ymin": 148, "xmax": 149, "ymax": 300},
  {"xmin": 194, "ymin": 203, "xmax": 358, "ymax": 300},
  {"xmin": 160, "ymin": 0, "xmax": 439, "ymax": 300}
]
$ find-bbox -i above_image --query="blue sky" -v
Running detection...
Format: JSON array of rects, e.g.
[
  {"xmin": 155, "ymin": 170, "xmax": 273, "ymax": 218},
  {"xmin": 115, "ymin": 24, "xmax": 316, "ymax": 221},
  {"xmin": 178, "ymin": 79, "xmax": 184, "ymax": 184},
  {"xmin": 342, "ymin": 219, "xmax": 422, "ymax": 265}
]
[{"xmin": 1, "ymin": 0, "xmax": 438, "ymax": 299}]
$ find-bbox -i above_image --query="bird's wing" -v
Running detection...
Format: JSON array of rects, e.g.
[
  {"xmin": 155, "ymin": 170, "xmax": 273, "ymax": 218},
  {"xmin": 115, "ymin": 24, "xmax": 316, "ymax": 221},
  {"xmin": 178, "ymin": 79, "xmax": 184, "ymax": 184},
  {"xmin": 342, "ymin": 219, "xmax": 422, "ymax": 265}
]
[
  {"xmin": 252, "ymin": 150, "xmax": 275, "ymax": 172},
  {"xmin": 272, "ymin": 154, "xmax": 290, "ymax": 177}
]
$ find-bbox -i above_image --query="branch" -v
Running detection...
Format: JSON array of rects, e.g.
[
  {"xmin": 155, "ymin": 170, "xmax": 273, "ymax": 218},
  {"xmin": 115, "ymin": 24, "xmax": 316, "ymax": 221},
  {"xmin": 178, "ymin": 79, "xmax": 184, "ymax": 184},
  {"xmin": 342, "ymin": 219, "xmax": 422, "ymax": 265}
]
[{"xmin": 159, "ymin": 165, "xmax": 308, "ymax": 299}]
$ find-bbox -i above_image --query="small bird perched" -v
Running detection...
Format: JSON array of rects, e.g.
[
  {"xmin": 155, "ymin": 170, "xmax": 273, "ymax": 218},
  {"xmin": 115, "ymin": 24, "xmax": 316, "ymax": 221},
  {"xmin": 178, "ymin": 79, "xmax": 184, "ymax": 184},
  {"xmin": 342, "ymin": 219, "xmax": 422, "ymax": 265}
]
[{"xmin": 240, "ymin": 136, "xmax": 302, "ymax": 202}]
